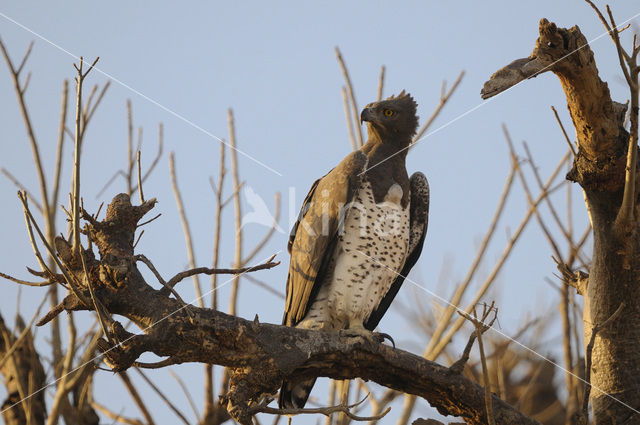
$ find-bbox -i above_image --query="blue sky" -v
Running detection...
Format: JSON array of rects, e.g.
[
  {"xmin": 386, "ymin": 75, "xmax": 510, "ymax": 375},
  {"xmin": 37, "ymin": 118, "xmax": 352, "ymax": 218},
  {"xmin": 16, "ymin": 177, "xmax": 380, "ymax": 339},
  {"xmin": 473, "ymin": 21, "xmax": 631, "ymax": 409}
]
[{"xmin": 1, "ymin": 1, "xmax": 639, "ymax": 423}]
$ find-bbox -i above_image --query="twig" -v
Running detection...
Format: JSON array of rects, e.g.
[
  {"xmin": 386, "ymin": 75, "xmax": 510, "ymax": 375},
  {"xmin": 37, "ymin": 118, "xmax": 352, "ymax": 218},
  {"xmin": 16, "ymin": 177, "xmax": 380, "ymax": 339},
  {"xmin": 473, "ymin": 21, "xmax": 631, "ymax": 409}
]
[
  {"xmin": 457, "ymin": 302, "xmax": 499, "ymax": 425},
  {"xmin": 244, "ymin": 274, "xmax": 285, "ymax": 299},
  {"xmin": 136, "ymin": 213, "xmax": 161, "ymax": 228},
  {"xmin": 413, "ymin": 70, "xmax": 465, "ymax": 143},
  {"xmin": 242, "ymin": 192, "xmax": 281, "ymax": 264},
  {"xmin": 376, "ymin": 65, "xmax": 385, "ymax": 102},
  {"xmin": 164, "ymin": 255, "xmax": 280, "ymax": 290},
  {"xmin": 0, "ymin": 294, "xmax": 47, "ymax": 369},
  {"xmin": 91, "ymin": 401, "xmax": 144, "ymax": 425},
  {"xmin": 137, "ymin": 150, "xmax": 144, "ymax": 203},
  {"xmin": 18, "ymin": 192, "xmax": 91, "ymax": 307},
  {"xmin": 335, "ymin": 47, "xmax": 364, "ymax": 147},
  {"xmin": 71, "ymin": 56, "xmax": 99, "ymax": 256},
  {"xmin": 118, "ymin": 371, "xmax": 156, "ymax": 425},
  {"xmin": 0, "ymin": 167, "xmax": 43, "ymax": 212},
  {"xmin": 341, "ymin": 87, "xmax": 358, "ymax": 151},
  {"xmin": 135, "ymin": 254, "xmax": 193, "ymax": 312},
  {"xmin": 0, "ymin": 271, "xmax": 54, "ymax": 287},
  {"xmin": 52, "ymin": 79, "xmax": 69, "ymax": 216},
  {"xmin": 427, "ymin": 153, "xmax": 569, "ymax": 359},
  {"xmin": 550, "ymin": 106, "xmax": 577, "ymax": 156},
  {"xmin": 0, "ymin": 37, "xmax": 51, "ymax": 222},
  {"xmin": 424, "ymin": 157, "xmax": 516, "ymax": 359},
  {"xmin": 211, "ymin": 140, "xmax": 226, "ymax": 311},
  {"xmin": 169, "ymin": 152, "xmax": 204, "ymax": 307},
  {"xmin": 228, "ymin": 108, "xmax": 243, "ymax": 318},
  {"xmin": 169, "ymin": 370, "xmax": 201, "ymax": 423},
  {"xmin": 135, "ymin": 368, "xmax": 191, "ymax": 425}
]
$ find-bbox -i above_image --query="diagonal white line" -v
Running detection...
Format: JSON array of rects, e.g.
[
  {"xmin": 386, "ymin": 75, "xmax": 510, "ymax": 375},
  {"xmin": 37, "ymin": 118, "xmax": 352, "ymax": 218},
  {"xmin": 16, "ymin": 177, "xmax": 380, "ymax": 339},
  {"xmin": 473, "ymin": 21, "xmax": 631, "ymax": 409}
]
[
  {"xmin": 0, "ymin": 251, "xmax": 282, "ymax": 416},
  {"xmin": 354, "ymin": 248, "xmax": 640, "ymax": 417},
  {"xmin": 0, "ymin": 11, "xmax": 283, "ymax": 177},
  {"xmin": 361, "ymin": 8, "xmax": 640, "ymax": 176}
]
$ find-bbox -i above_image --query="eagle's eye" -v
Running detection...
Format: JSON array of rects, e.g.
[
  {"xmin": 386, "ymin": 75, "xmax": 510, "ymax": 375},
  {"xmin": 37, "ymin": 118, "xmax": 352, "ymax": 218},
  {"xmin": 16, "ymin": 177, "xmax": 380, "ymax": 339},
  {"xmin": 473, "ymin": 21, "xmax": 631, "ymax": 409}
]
[{"xmin": 383, "ymin": 109, "xmax": 394, "ymax": 117}]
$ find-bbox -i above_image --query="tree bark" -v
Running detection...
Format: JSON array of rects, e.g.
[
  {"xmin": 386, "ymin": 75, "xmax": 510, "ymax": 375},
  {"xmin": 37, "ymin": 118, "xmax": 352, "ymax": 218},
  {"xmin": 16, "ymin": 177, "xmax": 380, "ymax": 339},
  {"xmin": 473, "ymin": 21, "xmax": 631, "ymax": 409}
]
[
  {"xmin": 482, "ymin": 19, "xmax": 639, "ymax": 424},
  {"xmin": 36, "ymin": 193, "xmax": 539, "ymax": 425}
]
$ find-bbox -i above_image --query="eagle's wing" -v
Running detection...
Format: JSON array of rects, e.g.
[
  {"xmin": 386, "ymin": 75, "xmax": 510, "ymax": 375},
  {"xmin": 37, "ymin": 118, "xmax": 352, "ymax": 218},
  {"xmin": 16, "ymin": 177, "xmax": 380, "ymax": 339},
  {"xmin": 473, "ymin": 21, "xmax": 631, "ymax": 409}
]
[
  {"xmin": 283, "ymin": 150, "xmax": 368, "ymax": 327},
  {"xmin": 365, "ymin": 172, "xmax": 429, "ymax": 330}
]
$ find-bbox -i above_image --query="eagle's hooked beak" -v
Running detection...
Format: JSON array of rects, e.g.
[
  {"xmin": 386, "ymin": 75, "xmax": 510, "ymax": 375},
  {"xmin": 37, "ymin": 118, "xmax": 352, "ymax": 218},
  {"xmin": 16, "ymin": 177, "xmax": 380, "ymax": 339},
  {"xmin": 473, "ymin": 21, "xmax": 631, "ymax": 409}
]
[{"xmin": 360, "ymin": 107, "xmax": 375, "ymax": 124}]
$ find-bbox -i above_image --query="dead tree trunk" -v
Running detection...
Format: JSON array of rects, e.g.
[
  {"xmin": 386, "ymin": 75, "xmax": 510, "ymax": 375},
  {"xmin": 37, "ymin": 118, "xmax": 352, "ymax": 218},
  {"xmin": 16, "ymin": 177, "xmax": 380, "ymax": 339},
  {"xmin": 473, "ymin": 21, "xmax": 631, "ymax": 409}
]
[{"xmin": 482, "ymin": 18, "xmax": 639, "ymax": 424}]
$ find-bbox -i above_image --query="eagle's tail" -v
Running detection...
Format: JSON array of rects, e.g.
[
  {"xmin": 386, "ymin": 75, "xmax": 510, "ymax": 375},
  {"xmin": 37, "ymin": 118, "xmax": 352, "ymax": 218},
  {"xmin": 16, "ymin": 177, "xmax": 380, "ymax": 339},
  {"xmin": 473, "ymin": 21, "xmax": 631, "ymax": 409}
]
[{"xmin": 278, "ymin": 378, "xmax": 317, "ymax": 409}]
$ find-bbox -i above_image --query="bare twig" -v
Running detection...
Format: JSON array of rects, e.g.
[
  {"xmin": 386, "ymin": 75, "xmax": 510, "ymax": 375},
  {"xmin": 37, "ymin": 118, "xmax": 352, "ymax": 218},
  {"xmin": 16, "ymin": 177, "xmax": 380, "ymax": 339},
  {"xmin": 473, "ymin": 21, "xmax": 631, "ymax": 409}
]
[
  {"xmin": 341, "ymin": 87, "xmax": 358, "ymax": 151},
  {"xmin": 377, "ymin": 65, "xmax": 385, "ymax": 102},
  {"xmin": 457, "ymin": 302, "xmax": 499, "ymax": 425},
  {"xmin": 91, "ymin": 401, "xmax": 144, "ymax": 425},
  {"xmin": 550, "ymin": 106, "xmax": 577, "ymax": 156},
  {"xmin": 335, "ymin": 47, "xmax": 364, "ymax": 147},
  {"xmin": 228, "ymin": 108, "xmax": 243, "ymax": 317},
  {"xmin": 0, "ymin": 37, "xmax": 51, "ymax": 221},
  {"xmin": 413, "ymin": 70, "xmax": 465, "ymax": 143},
  {"xmin": 169, "ymin": 370, "xmax": 201, "ymax": 422},
  {"xmin": 137, "ymin": 150, "xmax": 144, "ymax": 203},
  {"xmin": 169, "ymin": 152, "xmax": 204, "ymax": 307},
  {"xmin": 164, "ymin": 254, "xmax": 280, "ymax": 290},
  {"xmin": 0, "ymin": 295, "xmax": 47, "ymax": 369},
  {"xmin": 242, "ymin": 192, "xmax": 281, "ymax": 264},
  {"xmin": 1, "ymin": 167, "xmax": 43, "ymax": 212},
  {"xmin": 135, "ymin": 368, "xmax": 190, "ymax": 425},
  {"xmin": 135, "ymin": 254, "xmax": 192, "ymax": 311},
  {"xmin": 118, "ymin": 371, "xmax": 155, "ymax": 425}
]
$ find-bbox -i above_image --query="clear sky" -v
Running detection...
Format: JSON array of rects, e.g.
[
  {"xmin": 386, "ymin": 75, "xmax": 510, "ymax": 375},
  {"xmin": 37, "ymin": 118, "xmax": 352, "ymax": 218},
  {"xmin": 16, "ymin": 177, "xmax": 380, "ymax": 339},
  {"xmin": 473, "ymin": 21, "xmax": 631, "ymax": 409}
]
[{"xmin": 1, "ymin": 1, "xmax": 639, "ymax": 423}]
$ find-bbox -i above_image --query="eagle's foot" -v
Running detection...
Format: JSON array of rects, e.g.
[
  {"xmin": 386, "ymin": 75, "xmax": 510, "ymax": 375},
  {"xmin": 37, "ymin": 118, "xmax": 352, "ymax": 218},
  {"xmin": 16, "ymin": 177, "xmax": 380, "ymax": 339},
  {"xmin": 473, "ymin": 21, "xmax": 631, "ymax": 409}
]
[{"xmin": 338, "ymin": 327, "xmax": 395, "ymax": 347}]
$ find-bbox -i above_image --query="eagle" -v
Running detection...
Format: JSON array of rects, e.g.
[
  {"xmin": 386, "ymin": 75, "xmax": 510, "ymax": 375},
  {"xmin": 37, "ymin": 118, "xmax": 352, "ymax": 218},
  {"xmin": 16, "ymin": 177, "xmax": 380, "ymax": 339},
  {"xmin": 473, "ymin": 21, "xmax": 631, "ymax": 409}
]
[{"xmin": 279, "ymin": 91, "xmax": 430, "ymax": 409}]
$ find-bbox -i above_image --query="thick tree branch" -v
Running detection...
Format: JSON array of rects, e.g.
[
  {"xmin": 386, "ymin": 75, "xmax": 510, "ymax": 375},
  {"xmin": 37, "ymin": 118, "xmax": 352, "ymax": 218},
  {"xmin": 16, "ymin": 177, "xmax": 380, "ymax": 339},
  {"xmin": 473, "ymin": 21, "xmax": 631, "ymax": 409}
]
[{"xmin": 31, "ymin": 193, "xmax": 539, "ymax": 425}]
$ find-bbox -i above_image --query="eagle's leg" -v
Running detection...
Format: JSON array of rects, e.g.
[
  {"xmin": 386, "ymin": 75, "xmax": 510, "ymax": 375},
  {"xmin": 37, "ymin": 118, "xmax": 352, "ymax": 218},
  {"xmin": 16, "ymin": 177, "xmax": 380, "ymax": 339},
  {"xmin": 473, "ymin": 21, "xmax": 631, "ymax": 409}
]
[{"xmin": 338, "ymin": 322, "xmax": 395, "ymax": 347}]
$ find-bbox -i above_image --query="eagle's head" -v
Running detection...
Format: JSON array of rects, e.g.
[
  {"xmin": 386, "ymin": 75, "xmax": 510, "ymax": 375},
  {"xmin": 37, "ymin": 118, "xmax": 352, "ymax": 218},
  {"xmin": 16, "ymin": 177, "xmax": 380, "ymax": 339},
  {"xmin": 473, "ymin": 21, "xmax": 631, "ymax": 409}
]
[{"xmin": 360, "ymin": 90, "xmax": 419, "ymax": 144}]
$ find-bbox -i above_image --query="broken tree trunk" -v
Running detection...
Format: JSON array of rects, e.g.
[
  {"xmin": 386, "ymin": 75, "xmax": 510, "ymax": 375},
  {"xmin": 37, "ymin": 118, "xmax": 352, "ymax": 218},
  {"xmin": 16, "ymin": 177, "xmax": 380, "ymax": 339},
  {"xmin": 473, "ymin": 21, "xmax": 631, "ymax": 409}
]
[{"xmin": 482, "ymin": 18, "xmax": 639, "ymax": 424}]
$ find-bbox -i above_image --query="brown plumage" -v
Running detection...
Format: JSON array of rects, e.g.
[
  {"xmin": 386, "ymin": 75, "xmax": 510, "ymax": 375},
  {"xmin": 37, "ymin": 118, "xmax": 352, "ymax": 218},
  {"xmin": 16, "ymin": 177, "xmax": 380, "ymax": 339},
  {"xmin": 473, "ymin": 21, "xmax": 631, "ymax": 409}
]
[{"xmin": 280, "ymin": 91, "xmax": 429, "ymax": 409}]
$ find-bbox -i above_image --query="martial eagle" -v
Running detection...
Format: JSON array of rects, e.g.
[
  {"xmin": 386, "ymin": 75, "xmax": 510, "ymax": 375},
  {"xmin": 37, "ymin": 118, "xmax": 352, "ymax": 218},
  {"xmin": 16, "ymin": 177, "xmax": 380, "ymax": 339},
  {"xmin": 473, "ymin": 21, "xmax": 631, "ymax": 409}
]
[{"xmin": 279, "ymin": 91, "xmax": 430, "ymax": 409}]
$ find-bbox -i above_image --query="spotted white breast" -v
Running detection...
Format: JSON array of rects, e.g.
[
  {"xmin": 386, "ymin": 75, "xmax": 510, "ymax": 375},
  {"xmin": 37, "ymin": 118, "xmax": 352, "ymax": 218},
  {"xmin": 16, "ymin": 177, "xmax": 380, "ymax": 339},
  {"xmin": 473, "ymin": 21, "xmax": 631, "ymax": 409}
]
[{"xmin": 297, "ymin": 178, "xmax": 410, "ymax": 331}]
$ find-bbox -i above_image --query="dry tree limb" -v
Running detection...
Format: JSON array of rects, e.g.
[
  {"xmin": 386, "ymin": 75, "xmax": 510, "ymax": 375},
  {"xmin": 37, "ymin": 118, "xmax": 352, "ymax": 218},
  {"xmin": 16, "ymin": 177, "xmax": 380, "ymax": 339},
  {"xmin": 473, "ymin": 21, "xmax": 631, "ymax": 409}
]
[
  {"xmin": 71, "ymin": 56, "xmax": 99, "ymax": 257},
  {"xmin": 169, "ymin": 152, "xmax": 204, "ymax": 307},
  {"xmin": 0, "ymin": 271, "xmax": 53, "ymax": 287},
  {"xmin": 0, "ymin": 38, "xmax": 51, "ymax": 220},
  {"xmin": 162, "ymin": 254, "xmax": 280, "ymax": 292},
  {"xmin": 413, "ymin": 70, "xmax": 465, "ymax": 143},
  {"xmin": 242, "ymin": 192, "xmax": 281, "ymax": 265},
  {"xmin": 135, "ymin": 254, "xmax": 192, "ymax": 311},
  {"xmin": 135, "ymin": 368, "xmax": 191, "ymax": 425},
  {"xmin": 91, "ymin": 401, "xmax": 144, "ymax": 425},
  {"xmin": 342, "ymin": 87, "xmax": 358, "ymax": 151},
  {"xmin": 29, "ymin": 192, "xmax": 539, "ymax": 425},
  {"xmin": 0, "ymin": 295, "xmax": 47, "ymax": 370},
  {"xmin": 0, "ymin": 168, "xmax": 43, "ymax": 213},
  {"xmin": 550, "ymin": 106, "xmax": 577, "ymax": 156},
  {"xmin": 118, "ymin": 371, "xmax": 155, "ymax": 425},
  {"xmin": 228, "ymin": 108, "xmax": 243, "ymax": 318},
  {"xmin": 136, "ymin": 150, "xmax": 144, "ymax": 204},
  {"xmin": 423, "ymin": 156, "xmax": 517, "ymax": 360},
  {"xmin": 335, "ymin": 47, "xmax": 364, "ymax": 148},
  {"xmin": 457, "ymin": 303, "xmax": 499, "ymax": 425},
  {"xmin": 169, "ymin": 369, "xmax": 201, "ymax": 422},
  {"xmin": 377, "ymin": 65, "xmax": 385, "ymax": 102}
]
